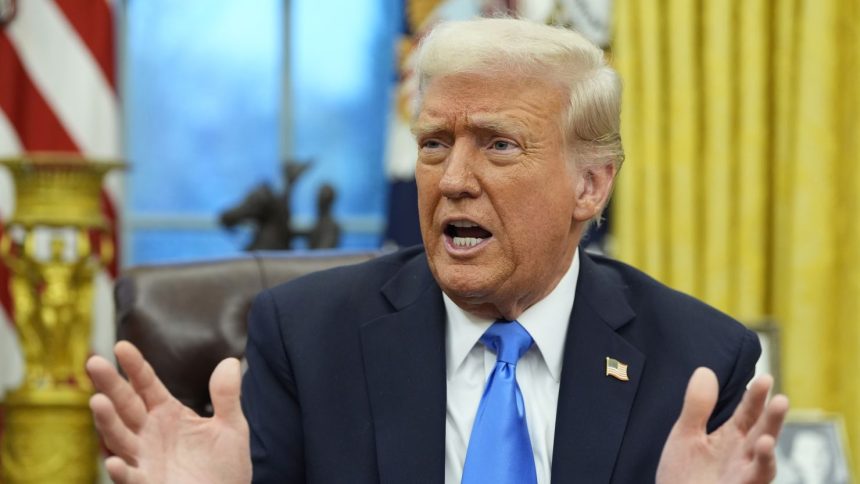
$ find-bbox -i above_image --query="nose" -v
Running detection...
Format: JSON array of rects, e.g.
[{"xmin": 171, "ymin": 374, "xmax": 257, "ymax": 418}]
[{"xmin": 439, "ymin": 143, "xmax": 481, "ymax": 199}]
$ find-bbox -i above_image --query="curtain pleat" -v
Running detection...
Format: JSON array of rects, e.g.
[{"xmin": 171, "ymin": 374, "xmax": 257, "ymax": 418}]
[
  {"xmin": 735, "ymin": 0, "xmax": 768, "ymax": 320},
  {"xmin": 665, "ymin": 0, "xmax": 701, "ymax": 295},
  {"xmin": 700, "ymin": 0, "xmax": 736, "ymax": 313},
  {"xmin": 612, "ymin": 0, "xmax": 642, "ymax": 266}
]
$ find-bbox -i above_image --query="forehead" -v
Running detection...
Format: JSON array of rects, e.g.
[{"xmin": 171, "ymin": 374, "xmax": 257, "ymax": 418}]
[{"xmin": 414, "ymin": 72, "xmax": 568, "ymax": 131}]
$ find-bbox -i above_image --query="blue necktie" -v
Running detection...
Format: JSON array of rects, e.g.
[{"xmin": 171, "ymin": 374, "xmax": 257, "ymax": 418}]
[{"xmin": 461, "ymin": 320, "xmax": 537, "ymax": 484}]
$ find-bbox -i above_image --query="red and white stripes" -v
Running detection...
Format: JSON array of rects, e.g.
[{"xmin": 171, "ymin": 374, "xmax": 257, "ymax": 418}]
[{"xmin": 0, "ymin": 0, "xmax": 121, "ymax": 397}]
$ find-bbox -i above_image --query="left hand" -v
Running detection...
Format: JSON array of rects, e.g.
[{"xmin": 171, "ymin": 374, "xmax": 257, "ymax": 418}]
[{"xmin": 656, "ymin": 367, "xmax": 789, "ymax": 484}]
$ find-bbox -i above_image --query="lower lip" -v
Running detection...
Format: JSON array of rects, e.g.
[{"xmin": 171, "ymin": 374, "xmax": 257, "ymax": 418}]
[{"xmin": 443, "ymin": 234, "xmax": 492, "ymax": 256}]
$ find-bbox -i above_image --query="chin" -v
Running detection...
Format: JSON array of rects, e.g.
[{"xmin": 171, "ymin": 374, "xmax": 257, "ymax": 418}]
[{"xmin": 433, "ymin": 265, "xmax": 494, "ymax": 300}]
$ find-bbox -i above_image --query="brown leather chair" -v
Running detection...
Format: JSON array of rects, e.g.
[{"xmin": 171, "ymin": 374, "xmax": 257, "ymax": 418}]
[{"xmin": 114, "ymin": 250, "xmax": 379, "ymax": 416}]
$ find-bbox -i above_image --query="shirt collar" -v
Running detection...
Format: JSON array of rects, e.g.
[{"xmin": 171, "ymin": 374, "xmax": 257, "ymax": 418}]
[{"xmin": 444, "ymin": 249, "xmax": 580, "ymax": 382}]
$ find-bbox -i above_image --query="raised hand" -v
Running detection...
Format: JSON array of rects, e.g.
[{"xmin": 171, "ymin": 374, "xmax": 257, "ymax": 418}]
[
  {"xmin": 86, "ymin": 341, "xmax": 251, "ymax": 484},
  {"xmin": 657, "ymin": 367, "xmax": 790, "ymax": 484}
]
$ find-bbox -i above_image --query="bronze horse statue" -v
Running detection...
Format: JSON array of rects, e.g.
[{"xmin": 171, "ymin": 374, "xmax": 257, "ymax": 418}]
[
  {"xmin": 219, "ymin": 162, "xmax": 340, "ymax": 250},
  {"xmin": 220, "ymin": 183, "xmax": 294, "ymax": 250}
]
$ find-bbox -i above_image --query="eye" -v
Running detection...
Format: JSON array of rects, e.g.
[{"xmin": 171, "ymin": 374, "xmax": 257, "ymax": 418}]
[
  {"xmin": 418, "ymin": 138, "xmax": 449, "ymax": 165},
  {"xmin": 419, "ymin": 137, "xmax": 449, "ymax": 151},
  {"xmin": 489, "ymin": 139, "xmax": 517, "ymax": 151}
]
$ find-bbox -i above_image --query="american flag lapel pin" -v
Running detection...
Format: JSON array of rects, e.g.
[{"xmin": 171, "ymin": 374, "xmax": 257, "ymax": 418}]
[{"xmin": 605, "ymin": 357, "xmax": 630, "ymax": 381}]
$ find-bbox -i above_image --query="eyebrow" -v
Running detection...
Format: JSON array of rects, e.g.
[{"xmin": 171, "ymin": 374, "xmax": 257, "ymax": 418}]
[
  {"xmin": 468, "ymin": 115, "xmax": 529, "ymax": 138},
  {"xmin": 410, "ymin": 120, "xmax": 447, "ymax": 138},
  {"xmin": 411, "ymin": 115, "xmax": 529, "ymax": 138}
]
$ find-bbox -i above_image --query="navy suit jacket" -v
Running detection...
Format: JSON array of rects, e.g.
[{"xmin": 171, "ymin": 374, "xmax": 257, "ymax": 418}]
[{"xmin": 241, "ymin": 246, "xmax": 760, "ymax": 483}]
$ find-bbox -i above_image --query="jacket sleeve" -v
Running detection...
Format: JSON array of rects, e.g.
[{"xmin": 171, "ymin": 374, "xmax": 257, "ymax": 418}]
[
  {"xmin": 706, "ymin": 329, "xmax": 762, "ymax": 432},
  {"xmin": 241, "ymin": 289, "xmax": 306, "ymax": 483}
]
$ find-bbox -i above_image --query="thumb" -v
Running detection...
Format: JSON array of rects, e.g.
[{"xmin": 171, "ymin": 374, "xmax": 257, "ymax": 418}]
[
  {"xmin": 209, "ymin": 358, "xmax": 245, "ymax": 428},
  {"xmin": 673, "ymin": 367, "xmax": 719, "ymax": 436}
]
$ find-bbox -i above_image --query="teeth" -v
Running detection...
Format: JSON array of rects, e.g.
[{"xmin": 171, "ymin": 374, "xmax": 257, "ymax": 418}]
[
  {"xmin": 450, "ymin": 220, "xmax": 479, "ymax": 228},
  {"xmin": 453, "ymin": 237, "xmax": 483, "ymax": 248}
]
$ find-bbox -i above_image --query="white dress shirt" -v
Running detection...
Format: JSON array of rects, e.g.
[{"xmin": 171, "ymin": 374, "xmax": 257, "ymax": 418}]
[{"xmin": 444, "ymin": 250, "xmax": 580, "ymax": 484}]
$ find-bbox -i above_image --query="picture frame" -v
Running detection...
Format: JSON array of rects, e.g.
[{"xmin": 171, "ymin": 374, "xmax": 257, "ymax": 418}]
[
  {"xmin": 774, "ymin": 411, "xmax": 854, "ymax": 484},
  {"xmin": 746, "ymin": 318, "xmax": 782, "ymax": 394}
]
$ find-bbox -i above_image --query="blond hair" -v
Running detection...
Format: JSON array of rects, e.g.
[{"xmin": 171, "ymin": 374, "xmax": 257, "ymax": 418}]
[{"xmin": 414, "ymin": 17, "xmax": 624, "ymax": 171}]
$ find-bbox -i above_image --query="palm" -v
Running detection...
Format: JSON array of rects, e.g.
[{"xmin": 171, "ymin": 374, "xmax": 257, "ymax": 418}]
[
  {"xmin": 656, "ymin": 368, "xmax": 789, "ymax": 484},
  {"xmin": 131, "ymin": 401, "xmax": 248, "ymax": 483},
  {"xmin": 87, "ymin": 342, "xmax": 251, "ymax": 484}
]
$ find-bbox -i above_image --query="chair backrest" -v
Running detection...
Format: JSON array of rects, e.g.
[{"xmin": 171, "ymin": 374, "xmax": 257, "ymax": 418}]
[{"xmin": 114, "ymin": 250, "xmax": 379, "ymax": 415}]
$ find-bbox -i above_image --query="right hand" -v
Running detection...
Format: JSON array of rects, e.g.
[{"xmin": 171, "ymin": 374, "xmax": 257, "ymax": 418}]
[{"xmin": 87, "ymin": 341, "xmax": 252, "ymax": 484}]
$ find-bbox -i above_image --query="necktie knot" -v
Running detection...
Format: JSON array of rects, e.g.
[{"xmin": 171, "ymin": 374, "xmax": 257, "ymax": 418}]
[{"xmin": 480, "ymin": 320, "xmax": 533, "ymax": 365}]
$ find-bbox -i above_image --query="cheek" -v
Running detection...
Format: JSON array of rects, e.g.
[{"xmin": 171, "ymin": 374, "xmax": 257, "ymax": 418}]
[
  {"xmin": 415, "ymin": 165, "xmax": 433, "ymax": 196},
  {"xmin": 416, "ymin": 168, "xmax": 441, "ymax": 225},
  {"xmin": 495, "ymin": 174, "xmax": 575, "ymax": 247}
]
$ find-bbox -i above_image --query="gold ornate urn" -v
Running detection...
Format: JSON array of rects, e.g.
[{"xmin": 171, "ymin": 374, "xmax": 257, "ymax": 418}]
[{"xmin": 0, "ymin": 153, "xmax": 122, "ymax": 483}]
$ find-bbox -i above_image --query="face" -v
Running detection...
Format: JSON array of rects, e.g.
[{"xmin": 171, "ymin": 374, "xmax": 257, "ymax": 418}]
[{"xmin": 413, "ymin": 72, "xmax": 613, "ymax": 319}]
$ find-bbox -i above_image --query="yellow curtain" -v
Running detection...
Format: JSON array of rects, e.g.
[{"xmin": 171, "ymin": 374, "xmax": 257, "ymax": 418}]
[{"xmin": 613, "ymin": 0, "xmax": 860, "ymax": 475}]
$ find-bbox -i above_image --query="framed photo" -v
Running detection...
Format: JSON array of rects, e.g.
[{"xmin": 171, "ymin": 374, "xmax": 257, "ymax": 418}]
[
  {"xmin": 774, "ymin": 412, "xmax": 854, "ymax": 484},
  {"xmin": 747, "ymin": 319, "xmax": 781, "ymax": 394}
]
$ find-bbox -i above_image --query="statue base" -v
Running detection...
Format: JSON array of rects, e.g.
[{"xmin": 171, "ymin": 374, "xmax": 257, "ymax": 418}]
[{"xmin": 1, "ymin": 387, "xmax": 98, "ymax": 483}]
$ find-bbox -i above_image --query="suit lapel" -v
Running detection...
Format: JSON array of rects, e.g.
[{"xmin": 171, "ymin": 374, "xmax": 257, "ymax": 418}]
[
  {"xmin": 551, "ymin": 252, "xmax": 645, "ymax": 483},
  {"xmin": 360, "ymin": 255, "xmax": 446, "ymax": 484}
]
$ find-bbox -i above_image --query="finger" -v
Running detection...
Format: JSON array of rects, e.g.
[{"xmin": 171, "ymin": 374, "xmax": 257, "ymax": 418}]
[
  {"xmin": 674, "ymin": 367, "xmax": 719, "ymax": 435},
  {"xmin": 210, "ymin": 358, "xmax": 247, "ymax": 429},
  {"xmin": 747, "ymin": 394, "xmax": 790, "ymax": 445},
  {"xmin": 86, "ymin": 355, "xmax": 148, "ymax": 431},
  {"xmin": 114, "ymin": 341, "xmax": 173, "ymax": 410},
  {"xmin": 744, "ymin": 434, "xmax": 777, "ymax": 483},
  {"xmin": 730, "ymin": 374, "xmax": 772, "ymax": 434},
  {"xmin": 90, "ymin": 394, "xmax": 141, "ymax": 460},
  {"xmin": 105, "ymin": 456, "xmax": 146, "ymax": 484}
]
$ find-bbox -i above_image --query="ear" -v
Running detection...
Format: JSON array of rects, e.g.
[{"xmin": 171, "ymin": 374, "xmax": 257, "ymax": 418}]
[{"xmin": 573, "ymin": 163, "xmax": 617, "ymax": 222}]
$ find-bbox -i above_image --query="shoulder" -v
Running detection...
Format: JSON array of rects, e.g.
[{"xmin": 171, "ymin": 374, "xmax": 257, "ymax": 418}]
[
  {"xmin": 587, "ymin": 252, "xmax": 750, "ymax": 340},
  {"xmin": 268, "ymin": 245, "xmax": 423, "ymax": 297},
  {"xmin": 252, "ymin": 245, "xmax": 429, "ymax": 326}
]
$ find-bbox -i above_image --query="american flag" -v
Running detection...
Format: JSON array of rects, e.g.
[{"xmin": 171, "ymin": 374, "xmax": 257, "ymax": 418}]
[
  {"xmin": 605, "ymin": 357, "xmax": 629, "ymax": 381},
  {"xmin": 0, "ymin": 0, "xmax": 121, "ymax": 399}
]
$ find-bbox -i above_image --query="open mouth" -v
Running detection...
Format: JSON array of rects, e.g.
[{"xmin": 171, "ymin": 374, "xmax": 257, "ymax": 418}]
[{"xmin": 444, "ymin": 220, "xmax": 493, "ymax": 249}]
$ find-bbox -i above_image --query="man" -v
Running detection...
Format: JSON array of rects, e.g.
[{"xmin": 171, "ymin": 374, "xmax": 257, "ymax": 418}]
[{"xmin": 87, "ymin": 18, "xmax": 788, "ymax": 483}]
